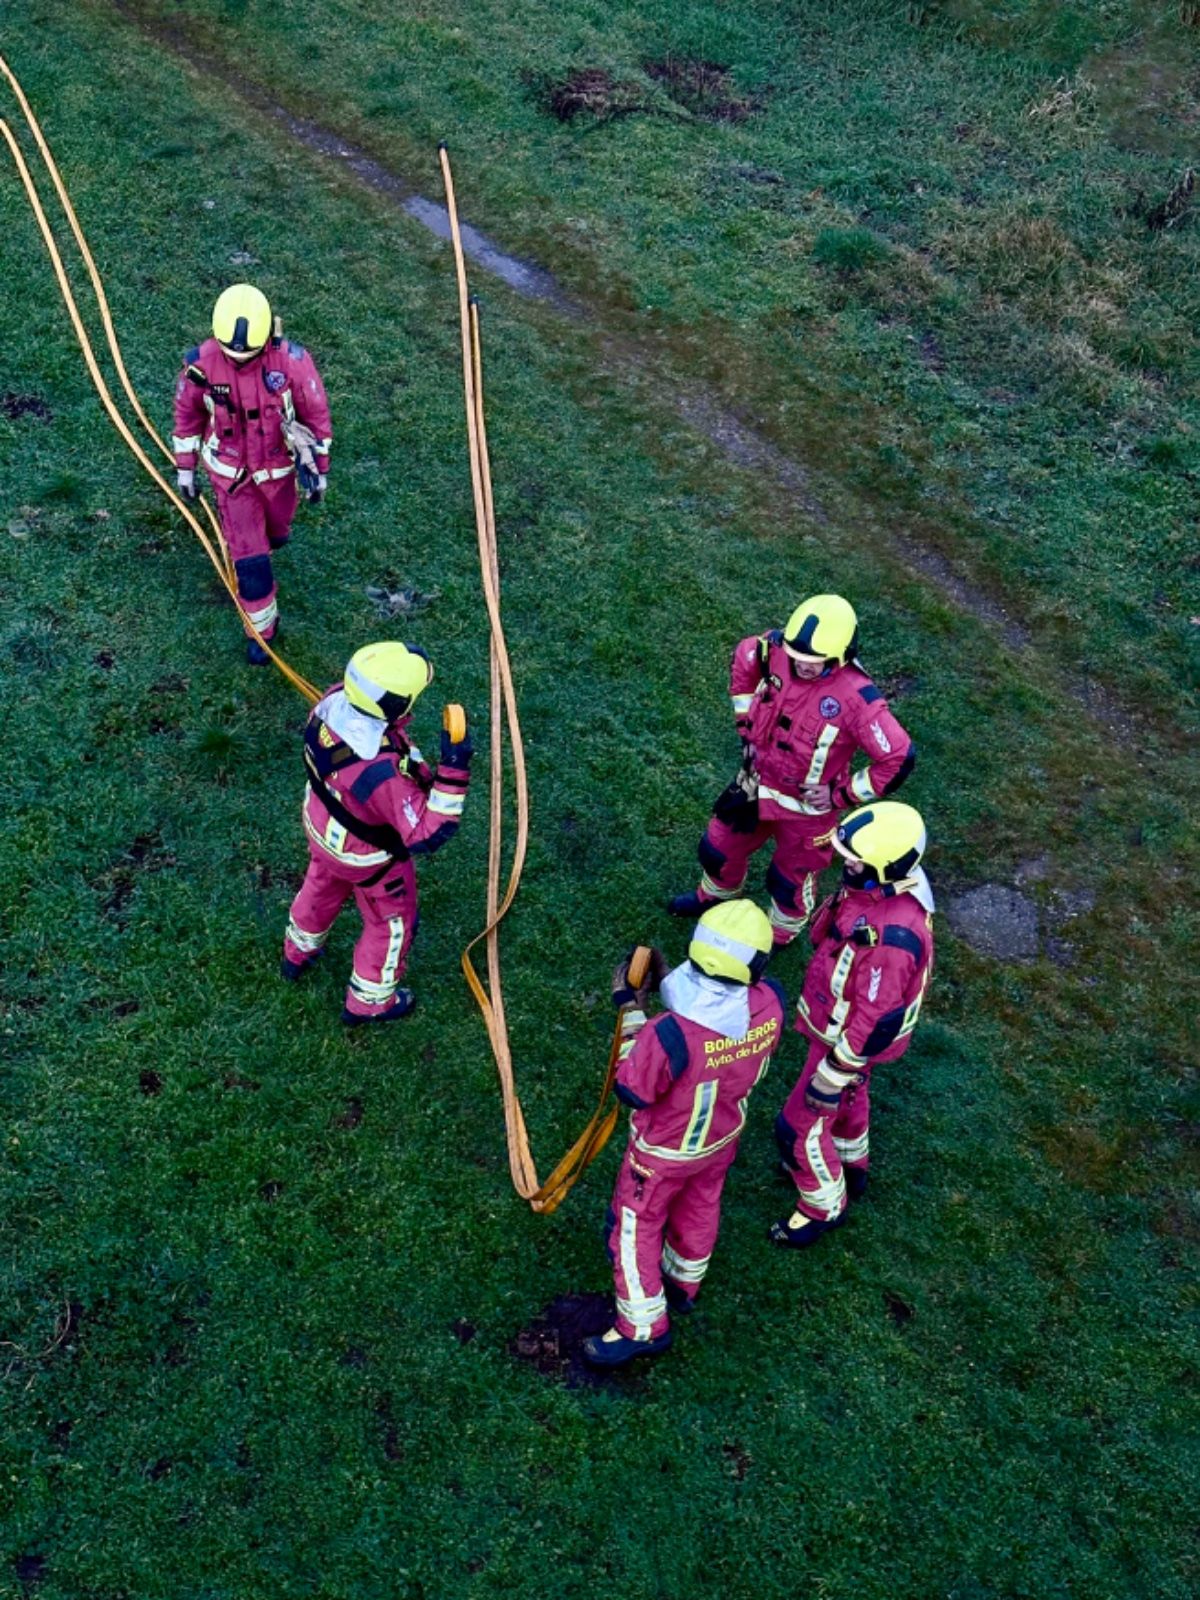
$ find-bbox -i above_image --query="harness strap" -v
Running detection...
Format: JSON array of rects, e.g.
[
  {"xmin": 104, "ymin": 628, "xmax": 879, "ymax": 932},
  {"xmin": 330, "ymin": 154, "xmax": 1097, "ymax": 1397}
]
[{"xmin": 302, "ymin": 741, "xmax": 411, "ymax": 863}]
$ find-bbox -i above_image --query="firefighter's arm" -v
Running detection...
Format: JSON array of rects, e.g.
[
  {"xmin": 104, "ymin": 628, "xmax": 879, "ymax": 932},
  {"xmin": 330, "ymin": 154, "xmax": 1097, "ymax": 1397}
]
[
  {"xmin": 614, "ymin": 1015, "xmax": 682, "ymax": 1110},
  {"xmin": 385, "ymin": 729, "xmax": 472, "ymax": 857},
  {"xmin": 831, "ymin": 692, "xmax": 915, "ymax": 809},
  {"xmin": 728, "ymin": 633, "xmax": 767, "ymax": 737},
  {"xmin": 172, "ymin": 351, "xmax": 208, "ymax": 473},
  {"xmin": 290, "ymin": 347, "xmax": 333, "ymax": 474},
  {"xmin": 827, "ymin": 944, "xmax": 911, "ymax": 1081}
]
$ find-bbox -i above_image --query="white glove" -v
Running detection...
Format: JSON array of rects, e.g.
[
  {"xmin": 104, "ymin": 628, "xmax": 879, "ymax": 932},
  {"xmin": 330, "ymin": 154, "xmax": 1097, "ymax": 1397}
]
[{"xmin": 176, "ymin": 468, "xmax": 199, "ymax": 502}]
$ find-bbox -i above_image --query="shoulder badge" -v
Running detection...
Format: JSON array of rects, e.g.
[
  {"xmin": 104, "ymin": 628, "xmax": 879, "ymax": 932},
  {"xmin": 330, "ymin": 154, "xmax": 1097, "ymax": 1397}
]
[
  {"xmin": 287, "ymin": 339, "xmax": 306, "ymax": 359},
  {"xmin": 264, "ymin": 370, "xmax": 287, "ymax": 393},
  {"xmin": 819, "ymin": 695, "xmax": 841, "ymax": 719}
]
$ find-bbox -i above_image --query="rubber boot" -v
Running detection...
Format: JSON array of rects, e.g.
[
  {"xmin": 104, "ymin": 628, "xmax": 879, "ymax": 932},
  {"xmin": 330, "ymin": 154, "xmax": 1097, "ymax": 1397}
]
[
  {"xmin": 768, "ymin": 1209, "xmax": 847, "ymax": 1250},
  {"xmin": 582, "ymin": 1327, "xmax": 673, "ymax": 1367},
  {"xmin": 246, "ymin": 633, "xmax": 273, "ymax": 667},
  {"xmin": 667, "ymin": 889, "xmax": 710, "ymax": 918},
  {"xmin": 280, "ymin": 951, "xmax": 323, "ymax": 982},
  {"xmin": 663, "ymin": 1278, "xmax": 697, "ymax": 1316},
  {"xmin": 341, "ymin": 989, "xmax": 417, "ymax": 1026}
]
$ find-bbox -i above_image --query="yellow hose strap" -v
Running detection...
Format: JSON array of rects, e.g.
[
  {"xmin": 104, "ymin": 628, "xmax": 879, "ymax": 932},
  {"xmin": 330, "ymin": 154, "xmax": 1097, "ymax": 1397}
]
[
  {"xmin": 0, "ymin": 59, "xmax": 320, "ymax": 704},
  {"xmin": 440, "ymin": 144, "xmax": 638, "ymax": 1213}
]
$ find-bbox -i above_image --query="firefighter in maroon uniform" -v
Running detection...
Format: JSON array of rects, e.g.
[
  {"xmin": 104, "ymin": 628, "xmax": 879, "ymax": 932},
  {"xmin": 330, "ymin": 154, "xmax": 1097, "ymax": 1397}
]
[
  {"xmin": 173, "ymin": 284, "xmax": 332, "ymax": 664},
  {"xmin": 281, "ymin": 642, "xmax": 472, "ymax": 1024},
  {"xmin": 583, "ymin": 901, "xmax": 786, "ymax": 1367},
  {"xmin": 669, "ymin": 594, "xmax": 915, "ymax": 946},
  {"xmin": 771, "ymin": 801, "xmax": 934, "ymax": 1247}
]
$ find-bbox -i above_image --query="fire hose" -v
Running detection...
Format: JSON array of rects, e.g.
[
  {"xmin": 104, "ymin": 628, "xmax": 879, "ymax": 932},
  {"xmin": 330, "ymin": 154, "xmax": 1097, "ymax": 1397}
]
[{"xmin": 440, "ymin": 144, "xmax": 644, "ymax": 1212}]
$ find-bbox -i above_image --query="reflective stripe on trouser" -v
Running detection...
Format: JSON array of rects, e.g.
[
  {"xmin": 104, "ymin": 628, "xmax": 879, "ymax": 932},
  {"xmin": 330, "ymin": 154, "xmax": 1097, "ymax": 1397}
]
[
  {"xmin": 284, "ymin": 840, "xmax": 417, "ymax": 1014},
  {"xmin": 777, "ymin": 1038, "xmax": 871, "ymax": 1222},
  {"xmin": 606, "ymin": 1138, "xmax": 739, "ymax": 1337},
  {"xmin": 768, "ymin": 870, "xmax": 818, "ymax": 943}
]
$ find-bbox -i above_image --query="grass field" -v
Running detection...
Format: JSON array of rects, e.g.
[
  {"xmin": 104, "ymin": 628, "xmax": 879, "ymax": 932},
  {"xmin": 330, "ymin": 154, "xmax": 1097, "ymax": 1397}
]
[{"xmin": 1, "ymin": 2, "xmax": 1197, "ymax": 1597}]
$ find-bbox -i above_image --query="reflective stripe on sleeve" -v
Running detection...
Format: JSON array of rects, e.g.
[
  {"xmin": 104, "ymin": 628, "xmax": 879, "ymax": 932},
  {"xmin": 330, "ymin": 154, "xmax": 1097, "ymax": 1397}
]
[
  {"xmin": 427, "ymin": 786, "xmax": 465, "ymax": 817},
  {"xmin": 851, "ymin": 768, "xmax": 877, "ymax": 803},
  {"xmin": 172, "ymin": 433, "xmax": 202, "ymax": 452}
]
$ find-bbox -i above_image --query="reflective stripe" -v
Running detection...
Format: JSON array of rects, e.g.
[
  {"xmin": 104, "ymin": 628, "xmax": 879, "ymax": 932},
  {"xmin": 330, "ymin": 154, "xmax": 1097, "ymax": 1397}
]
[
  {"xmin": 803, "ymin": 723, "xmax": 840, "ymax": 786},
  {"xmin": 899, "ymin": 964, "xmax": 932, "ymax": 1037},
  {"xmin": 851, "ymin": 767, "xmax": 877, "ymax": 803},
  {"xmin": 833, "ymin": 1131, "xmax": 869, "ymax": 1164},
  {"xmin": 285, "ymin": 917, "xmax": 329, "ymax": 954},
  {"xmin": 201, "ymin": 439, "xmax": 240, "ymax": 478},
  {"xmin": 681, "ymin": 1081, "xmax": 717, "ymax": 1154},
  {"xmin": 699, "ymin": 870, "xmax": 742, "ymax": 899},
  {"xmin": 243, "ymin": 596, "xmax": 278, "ymax": 630},
  {"xmin": 796, "ymin": 994, "xmax": 841, "ymax": 1045},
  {"xmin": 250, "ymin": 463, "xmax": 295, "ymax": 484},
  {"xmin": 828, "ymin": 944, "xmax": 855, "ymax": 1032},
  {"xmin": 618, "ymin": 1206, "xmax": 665, "ymax": 1337},
  {"xmin": 662, "ymin": 1243, "xmax": 710, "ymax": 1284},
  {"xmin": 759, "ymin": 784, "xmax": 828, "ymax": 817},
  {"xmin": 822, "ymin": 1058, "xmax": 862, "ymax": 1089},
  {"xmin": 427, "ymin": 787, "xmax": 464, "ymax": 817},
  {"xmin": 315, "ymin": 437, "xmax": 332, "ymax": 453},
  {"xmin": 172, "ymin": 433, "xmax": 202, "ymax": 452},
  {"xmin": 380, "ymin": 916, "xmax": 406, "ymax": 990},
  {"xmin": 799, "ymin": 1116, "xmax": 847, "ymax": 1219},
  {"xmin": 303, "ymin": 792, "xmax": 392, "ymax": 867},
  {"xmin": 730, "ymin": 692, "xmax": 755, "ymax": 714}
]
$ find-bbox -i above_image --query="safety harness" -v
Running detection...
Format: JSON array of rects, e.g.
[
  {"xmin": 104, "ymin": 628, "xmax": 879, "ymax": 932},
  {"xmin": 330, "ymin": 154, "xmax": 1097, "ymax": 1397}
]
[{"xmin": 302, "ymin": 720, "xmax": 412, "ymax": 880}]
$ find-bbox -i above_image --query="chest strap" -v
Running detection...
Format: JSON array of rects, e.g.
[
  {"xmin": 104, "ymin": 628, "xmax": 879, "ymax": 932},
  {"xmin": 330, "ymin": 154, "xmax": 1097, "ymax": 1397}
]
[{"xmin": 302, "ymin": 725, "xmax": 410, "ymax": 862}]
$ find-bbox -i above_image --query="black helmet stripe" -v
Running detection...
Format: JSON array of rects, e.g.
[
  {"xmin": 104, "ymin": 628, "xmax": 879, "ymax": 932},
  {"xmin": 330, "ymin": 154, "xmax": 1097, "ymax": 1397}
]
[
  {"xmin": 838, "ymin": 810, "xmax": 874, "ymax": 845},
  {"xmin": 785, "ymin": 611, "xmax": 819, "ymax": 653},
  {"xmin": 231, "ymin": 315, "xmax": 249, "ymax": 352},
  {"xmin": 376, "ymin": 689, "xmax": 413, "ymax": 722}
]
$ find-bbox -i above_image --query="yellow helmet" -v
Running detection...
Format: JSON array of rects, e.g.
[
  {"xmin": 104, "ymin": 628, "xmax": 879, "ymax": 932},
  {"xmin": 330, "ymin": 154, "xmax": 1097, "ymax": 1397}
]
[
  {"xmin": 212, "ymin": 283, "xmax": 271, "ymax": 357},
  {"xmin": 344, "ymin": 642, "xmax": 433, "ymax": 722},
  {"xmin": 783, "ymin": 593, "xmax": 858, "ymax": 665},
  {"xmin": 834, "ymin": 801, "xmax": 926, "ymax": 887},
  {"xmin": 689, "ymin": 899, "xmax": 773, "ymax": 985}
]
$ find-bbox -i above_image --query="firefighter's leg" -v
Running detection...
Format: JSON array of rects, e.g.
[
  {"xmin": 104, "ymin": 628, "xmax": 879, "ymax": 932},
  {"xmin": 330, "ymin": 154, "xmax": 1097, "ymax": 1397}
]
[
  {"xmin": 661, "ymin": 1143, "xmax": 738, "ymax": 1311},
  {"xmin": 216, "ymin": 484, "xmax": 277, "ymax": 660},
  {"xmin": 775, "ymin": 1040, "xmax": 848, "ymax": 1221},
  {"xmin": 669, "ymin": 814, "xmax": 770, "ymax": 917},
  {"xmin": 603, "ymin": 1146, "xmax": 684, "ymax": 1341},
  {"xmin": 342, "ymin": 863, "xmax": 417, "ymax": 1022},
  {"xmin": 766, "ymin": 822, "xmax": 832, "ymax": 947},
  {"xmin": 833, "ymin": 1075, "xmax": 871, "ymax": 1200},
  {"xmin": 263, "ymin": 475, "xmax": 298, "ymax": 550},
  {"xmin": 283, "ymin": 845, "xmax": 353, "ymax": 976}
]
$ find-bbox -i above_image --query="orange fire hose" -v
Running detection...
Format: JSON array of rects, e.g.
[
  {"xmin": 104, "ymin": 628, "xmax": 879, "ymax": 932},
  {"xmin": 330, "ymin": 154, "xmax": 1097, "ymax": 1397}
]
[
  {"xmin": 0, "ymin": 66, "xmax": 320, "ymax": 703},
  {"xmin": 439, "ymin": 143, "xmax": 642, "ymax": 1212}
]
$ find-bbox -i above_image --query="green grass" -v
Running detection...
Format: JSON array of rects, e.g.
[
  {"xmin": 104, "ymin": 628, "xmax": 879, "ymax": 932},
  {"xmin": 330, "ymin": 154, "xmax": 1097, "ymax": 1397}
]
[{"xmin": 0, "ymin": 2, "xmax": 1197, "ymax": 1597}]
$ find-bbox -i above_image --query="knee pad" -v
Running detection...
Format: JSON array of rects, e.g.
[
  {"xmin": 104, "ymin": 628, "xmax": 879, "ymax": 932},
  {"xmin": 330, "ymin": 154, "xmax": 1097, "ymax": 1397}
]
[
  {"xmin": 234, "ymin": 553, "xmax": 274, "ymax": 602},
  {"xmin": 775, "ymin": 1111, "xmax": 799, "ymax": 1165},
  {"xmin": 697, "ymin": 831, "xmax": 728, "ymax": 879},
  {"xmin": 766, "ymin": 859, "xmax": 799, "ymax": 911}
]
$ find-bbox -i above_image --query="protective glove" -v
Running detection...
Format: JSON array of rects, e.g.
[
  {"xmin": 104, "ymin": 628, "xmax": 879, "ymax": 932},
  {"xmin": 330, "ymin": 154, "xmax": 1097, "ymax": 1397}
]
[
  {"xmin": 306, "ymin": 473, "xmax": 327, "ymax": 505},
  {"xmin": 176, "ymin": 469, "xmax": 200, "ymax": 502},
  {"xmin": 611, "ymin": 946, "xmax": 667, "ymax": 1010},
  {"xmin": 439, "ymin": 727, "xmax": 474, "ymax": 768},
  {"xmin": 804, "ymin": 1062, "xmax": 845, "ymax": 1116}
]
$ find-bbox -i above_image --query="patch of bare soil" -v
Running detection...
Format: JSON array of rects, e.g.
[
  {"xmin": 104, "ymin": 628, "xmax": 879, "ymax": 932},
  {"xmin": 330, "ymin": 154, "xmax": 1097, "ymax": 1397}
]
[
  {"xmin": 530, "ymin": 67, "xmax": 648, "ymax": 125},
  {"xmin": 645, "ymin": 58, "xmax": 760, "ymax": 123},
  {"xmin": 1, "ymin": 392, "xmax": 52, "ymax": 421},
  {"xmin": 512, "ymin": 1292, "xmax": 637, "ymax": 1388}
]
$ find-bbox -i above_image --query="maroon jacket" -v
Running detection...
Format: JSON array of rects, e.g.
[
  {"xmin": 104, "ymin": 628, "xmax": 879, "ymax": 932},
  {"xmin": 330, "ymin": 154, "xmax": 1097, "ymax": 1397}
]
[
  {"xmin": 729, "ymin": 631, "xmax": 914, "ymax": 822},
  {"xmin": 172, "ymin": 336, "xmax": 332, "ymax": 489},
  {"xmin": 301, "ymin": 689, "xmax": 469, "ymax": 880},
  {"xmin": 796, "ymin": 880, "xmax": 934, "ymax": 1080},
  {"xmin": 615, "ymin": 977, "xmax": 787, "ymax": 1161}
]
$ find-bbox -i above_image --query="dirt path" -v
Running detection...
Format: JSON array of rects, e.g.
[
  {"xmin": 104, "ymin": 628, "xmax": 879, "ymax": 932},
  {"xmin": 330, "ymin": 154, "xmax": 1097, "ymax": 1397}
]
[{"xmin": 104, "ymin": 1, "xmax": 1161, "ymax": 752}]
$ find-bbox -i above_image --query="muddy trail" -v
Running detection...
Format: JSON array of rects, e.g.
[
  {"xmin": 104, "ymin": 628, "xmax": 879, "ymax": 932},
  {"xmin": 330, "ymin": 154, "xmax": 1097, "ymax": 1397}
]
[{"xmin": 100, "ymin": 2, "xmax": 1176, "ymax": 757}]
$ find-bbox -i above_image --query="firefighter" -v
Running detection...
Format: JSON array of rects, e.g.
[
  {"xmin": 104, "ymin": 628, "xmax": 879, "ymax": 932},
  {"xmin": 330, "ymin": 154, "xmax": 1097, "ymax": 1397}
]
[
  {"xmin": 172, "ymin": 284, "xmax": 332, "ymax": 664},
  {"xmin": 583, "ymin": 900, "xmax": 787, "ymax": 1367},
  {"xmin": 281, "ymin": 642, "xmax": 472, "ymax": 1024},
  {"xmin": 771, "ymin": 800, "xmax": 934, "ymax": 1247},
  {"xmin": 668, "ymin": 594, "xmax": 915, "ymax": 946}
]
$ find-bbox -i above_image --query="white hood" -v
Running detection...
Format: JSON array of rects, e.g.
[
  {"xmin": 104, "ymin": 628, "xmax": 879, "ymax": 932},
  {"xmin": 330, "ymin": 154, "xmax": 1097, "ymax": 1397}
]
[{"xmin": 659, "ymin": 961, "xmax": 751, "ymax": 1041}]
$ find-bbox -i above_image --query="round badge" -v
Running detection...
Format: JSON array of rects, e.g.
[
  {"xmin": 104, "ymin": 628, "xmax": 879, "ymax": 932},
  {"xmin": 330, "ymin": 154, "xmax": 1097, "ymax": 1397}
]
[{"xmin": 819, "ymin": 696, "xmax": 841, "ymax": 719}]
